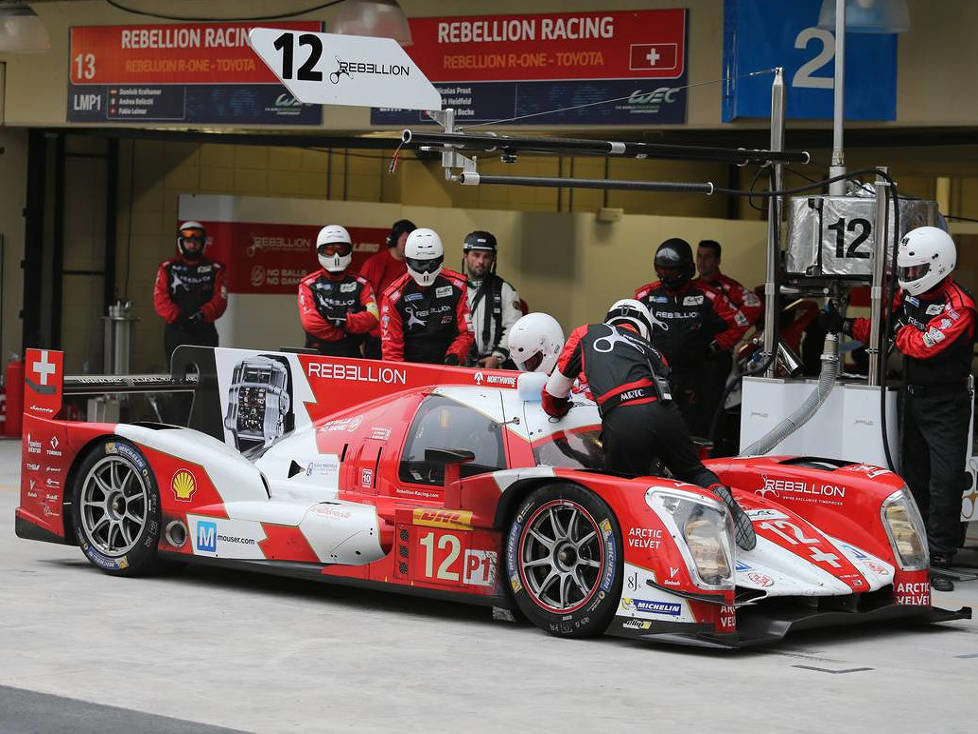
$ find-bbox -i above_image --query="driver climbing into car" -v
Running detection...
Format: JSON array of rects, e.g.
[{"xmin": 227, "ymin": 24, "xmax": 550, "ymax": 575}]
[
  {"xmin": 822, "ymin": 226, "xmax": 976, "ymax": 591},
  {"xmin": 381, "ymin": 228, "xmax": 474, "ymax": 364},
  {"xmin": 540, "ymin": 299, "xmax": 755, "ymax": 550},
  {"xmin": 298, "ymin": 224, "xmax": 379, "ymax": 357}
]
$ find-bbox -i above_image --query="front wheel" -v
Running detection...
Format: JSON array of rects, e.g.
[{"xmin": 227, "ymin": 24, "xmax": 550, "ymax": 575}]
[
  {"xmin": 505, "ymin": 482, "xmax": 622, "ymax": 638},
  {"xmin": 71, "ymin": 438, "xmax": 162, "ymax": 576}
]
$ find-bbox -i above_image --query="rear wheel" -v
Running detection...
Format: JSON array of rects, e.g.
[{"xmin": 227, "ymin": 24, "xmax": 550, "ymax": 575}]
[
  {"xmin": 505, "ymin": 482, "xmax": 622, "ymax": 638},
  {"xmin": 71, "ymin": 438, "xmax": 162, "ymax": 576}
]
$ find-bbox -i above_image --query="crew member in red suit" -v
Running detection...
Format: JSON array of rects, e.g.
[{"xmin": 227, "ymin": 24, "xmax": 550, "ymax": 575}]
[
  {"xmin": 298, "ymin": 224, "xmax": 379, "ymax": 357},
  {"xmin": 541, "ymin": 298, "xmax": 755, "ymax": 550},
  {"xmin": 381, "ymin": 228, "xmax": 473, "ymax": 365},
  {"xmin": 153, "ymin": 220, "xmax": 227, "ymax": 364},
  {"xmin": 360, "ymin": 219, "xmax": 415, "ymax": 358},
  {"xmin": 824, "ymin": 226, "xmax": 976, "ymax": 592},
  {"xmin": 634, "ymin": 238, "xmax": 749, "ymax": 436}
]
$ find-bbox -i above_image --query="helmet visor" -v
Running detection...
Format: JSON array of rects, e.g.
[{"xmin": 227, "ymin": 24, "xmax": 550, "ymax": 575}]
[
  {"xmin": 406, "ymin": 255, "xmax": 444, "ymax": 274},
  {"xmin": 179, "ymin": 228, "xmax": 205, "ymax": 246},
  {"xmin": 898, "ymin": 263, "xmax": 930, "ymax": 283},
  {"xmin": 318, "ymin": 243, "xmax": 352, "ymax": 257},
  {"xmin": 522, "ymin": 351, "xmax": 544, "ymax": 372}
]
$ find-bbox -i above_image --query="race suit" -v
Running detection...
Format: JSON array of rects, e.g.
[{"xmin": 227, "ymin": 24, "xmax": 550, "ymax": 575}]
[
  {"xmin": 542, "ymin": 322, "xmax": 720, "ymax": 486},
  {"xmin": 466, "ymin": 273, "xmax": 522, "ymax": 365},
  {"xmin": 359, "ymin": 248, "xmax": 407, "ymax": 358},
  {"xmin": 153, "ymin": 255, "xmax": 228, "ymax": 362},
  {"xmin": 693, "ymin": 271, "xmax": 763, "ymax": 431},
  {"xmin": 851, "ymin": 278, "xmax": 976, "ymax": 560},
  {"xmin": 381, "ymin": 269, "xmax": 474, "ymax": 364},
  {"xmin": 634, "ymin": 279, "xmax": 749, "ymax": 436},
  {"xmin": 298, "ymin": 269, "xmax": 378, "ymax": 357}
]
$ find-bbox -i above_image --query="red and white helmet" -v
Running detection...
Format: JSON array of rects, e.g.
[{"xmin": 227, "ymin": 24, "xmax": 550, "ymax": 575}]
[
  {"xmin": 404, "ymin": 228, "xmax": 444, "ymax": 286},
  {"xmin": 897, "ymin": 226, "xmax": 956, "ymax": 296},
  {"xmin": 177, "ymin": 221, "xmax": 207, "ymax": 260},
  {"xmin": 316, "ymin": 224, "xmax": 353, "ymax": 273},
  {"xmin": 508, "ymin": 312, "xmax": 565, "ymax": 373}
]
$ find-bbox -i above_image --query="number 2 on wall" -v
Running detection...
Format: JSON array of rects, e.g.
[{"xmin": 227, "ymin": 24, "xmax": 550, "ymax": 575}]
[{"xmin": 792, "ymin": 27, "xmax": 834, "ymax": 90}]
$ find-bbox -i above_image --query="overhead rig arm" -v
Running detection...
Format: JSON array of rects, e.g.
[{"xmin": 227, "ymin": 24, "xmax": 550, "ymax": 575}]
[{"xmin": 457, "ymin": 172, "xmax": 715, "ymax": 194}]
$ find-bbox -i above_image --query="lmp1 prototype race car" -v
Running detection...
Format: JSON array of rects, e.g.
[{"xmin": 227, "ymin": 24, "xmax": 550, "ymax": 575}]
[{"xmin": 15, "ymin": 346, "xmax": 970, "ymax": 647}]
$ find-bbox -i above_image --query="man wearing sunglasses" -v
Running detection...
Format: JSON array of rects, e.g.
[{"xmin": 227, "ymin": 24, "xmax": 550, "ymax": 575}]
[
  {"xmin": 381, "ymin": 227, "xmax": 473, "ymax": 364},
  {"xmin": 153, "ymin": 221, "xmax": 228, "ymax": 363},
  {"xmin": 298, "ymin": 224, "xmax": 379, "ymax": 357}
]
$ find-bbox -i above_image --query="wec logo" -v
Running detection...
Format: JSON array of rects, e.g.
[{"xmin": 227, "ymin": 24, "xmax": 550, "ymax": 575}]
[{"xmin": 627, "ymin": 87, "xmax": 678, "ymax": 107}]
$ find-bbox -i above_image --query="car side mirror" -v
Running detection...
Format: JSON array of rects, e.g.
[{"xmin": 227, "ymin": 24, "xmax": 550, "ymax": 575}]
[{"xmin": 425, "ymin": 448, "xmax": 475, "ymax": 487}]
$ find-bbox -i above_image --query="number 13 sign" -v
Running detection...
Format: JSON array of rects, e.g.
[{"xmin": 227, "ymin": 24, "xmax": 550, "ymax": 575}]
[{"xmin": 722, "ymin": 0, "xmax": 897, "ymax": 121}]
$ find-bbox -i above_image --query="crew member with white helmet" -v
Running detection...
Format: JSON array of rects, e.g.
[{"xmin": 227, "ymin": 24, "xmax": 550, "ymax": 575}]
[
  {"xmin": 298, "ymin": 224, "xmax": 379, "ymax": 357},
  {"xmin": 824, "ymin": 226, "xmax": 976, "ymax": 591},
  {"xmin": 153, "ymin": 220, "xmax": 227, "ymax": 363},
  {"xmin": 381, "ymin": 228, "xmax": 474, "ymax": 364}
]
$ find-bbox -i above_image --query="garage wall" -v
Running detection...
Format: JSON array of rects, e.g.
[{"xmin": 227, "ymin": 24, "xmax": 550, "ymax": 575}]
[{"xmin": 0, "ymin": 128, "xmax": 27, "ymax": 366}]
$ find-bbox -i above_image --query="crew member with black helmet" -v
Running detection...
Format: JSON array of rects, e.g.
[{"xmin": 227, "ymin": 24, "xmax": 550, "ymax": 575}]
[
  {"xmin": 541, "ymin": 298, "xmax": 755, "ymax": 549},
  {"xmin": 381, "ymin": 227, "xmax": 474, "ymax": 364},
  {"xmin": 360, "ymin": 218, "xmax": 415, "ymax": 358},
  {"xmin": 823, "ymin": 226, "xmax": 976, "ymax": 591},
  {"xmin": 153, "ymin": 220, "xmax": 228, "ymax": 363},
  {"xmin": 298, "ymin": 224, "xmax": 379, "ymax": 357},
  {"xmin": 634, "ymin": 237, "xmax": 749, "ymax": 436},
  {"xmin": 462, "ymin": 230, "xmax": 523, "ymax": 369}
]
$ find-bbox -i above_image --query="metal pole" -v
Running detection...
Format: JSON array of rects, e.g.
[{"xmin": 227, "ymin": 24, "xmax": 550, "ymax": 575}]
[
  {"xmin": 457, "ymin": 172, "xmax": 715, "ymax": 194},
  {"xmin": 763, "ymin": 68, "xmax": 786, "ymax": 378},
  {"xmin": 867, "ymin": 168, "xmax": 890, "ymax": 386},
  {"xmin": 829, "ymin": 0, "xmax": 847, "ymax": 195}
]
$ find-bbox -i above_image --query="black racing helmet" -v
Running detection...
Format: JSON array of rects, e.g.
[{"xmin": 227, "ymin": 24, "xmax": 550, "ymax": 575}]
[
  {"xmin": 654, "ymin": 238, "xmax": 695, "ymax": 289},
  {"xmin": 463, "ymin": 230, "xmax": 497, "ymax": 253},
  {"xmin": 386, "ymin": 219, "xmax": 417, "ymax": 248}
]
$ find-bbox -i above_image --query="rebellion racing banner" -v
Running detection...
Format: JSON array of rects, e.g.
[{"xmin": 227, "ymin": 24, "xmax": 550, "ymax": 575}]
[
  {"xmin": 197, "ymin": 221, "xmax": 388, "ymax": 295},
  {"xmin": 370, "ymin": 9, "xmax": 688, "ymax": 125},
  {"xmin": 66, "ymin": 22, "xmax": 322, "ymax": 124}
]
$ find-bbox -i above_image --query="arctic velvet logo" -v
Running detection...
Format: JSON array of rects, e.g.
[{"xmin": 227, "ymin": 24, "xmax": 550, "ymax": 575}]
[{"xmin": 197, "ymin": 521, "xmax": 217, "ymax": 553}]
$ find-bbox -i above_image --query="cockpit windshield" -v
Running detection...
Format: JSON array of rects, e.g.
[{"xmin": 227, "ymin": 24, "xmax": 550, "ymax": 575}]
[{"xmin": 532, "ymin": 428, "xmax": 605, "ymax": 471}]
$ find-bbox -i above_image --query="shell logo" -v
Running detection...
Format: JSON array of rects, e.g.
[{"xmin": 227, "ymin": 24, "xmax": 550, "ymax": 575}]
[{"xmin": 171, "ymin": 469, "xmax": 197, "ymax": 502}]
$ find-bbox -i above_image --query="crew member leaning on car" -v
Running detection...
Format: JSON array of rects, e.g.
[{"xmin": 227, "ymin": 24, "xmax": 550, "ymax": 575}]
[
  {"xmin": 823, "ymin": 226, "xmax": 976, "ymax": 592},
  {"xmin": 634, "ymin": 237, "xmax": 749, "ymax": 436},
  {"xmin": 541, "ymin": 298, "xmax": 755, "ymax": 550},
  {"xmin": 381, "ymin": 227, "xmax": 474, "ymax": 365},
  {"xmin": 298, "ymin": 224, "xmax": 379, "ymax": 357}
]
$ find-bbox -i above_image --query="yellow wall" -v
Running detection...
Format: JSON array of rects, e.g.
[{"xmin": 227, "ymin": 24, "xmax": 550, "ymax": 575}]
[{"xmin": 0, "ymin": 128, "xmax": 27, "ymax": 364}]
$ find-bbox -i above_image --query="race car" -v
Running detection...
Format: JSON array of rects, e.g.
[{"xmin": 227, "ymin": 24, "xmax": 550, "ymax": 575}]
[{"xmin": 15, "ymin": 346, "xmax": 969, "ymax": 647}]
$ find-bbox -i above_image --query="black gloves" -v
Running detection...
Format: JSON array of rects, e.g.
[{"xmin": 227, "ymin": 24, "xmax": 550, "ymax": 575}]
[{"xmin": 443, "ymin": 353, "xmax": 460, "ymax": 366}]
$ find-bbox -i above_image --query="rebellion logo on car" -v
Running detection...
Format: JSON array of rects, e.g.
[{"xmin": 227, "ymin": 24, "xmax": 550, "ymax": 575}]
[
  {"xmin": 306, "ymin": 361, "xmax": 407, "ymax": 385},
  {"xmin": 755, "ymin": 475, "xmax": 845, "ymax": 505}
]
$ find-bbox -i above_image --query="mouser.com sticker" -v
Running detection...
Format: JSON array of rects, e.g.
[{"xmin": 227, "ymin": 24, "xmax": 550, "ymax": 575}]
[{"xmin": 189, "ymin": 515, "xmax": 267, "ymax": 559}]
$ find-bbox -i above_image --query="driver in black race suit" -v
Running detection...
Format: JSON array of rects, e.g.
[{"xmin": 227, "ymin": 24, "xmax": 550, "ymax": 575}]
[
  {"xmin": 541, "ymin": 299, "xmax": 755, "ymax": 549},
  {"xmin": 634, "ymin": 238, "xmax": 749, "ymax": 436},
  {"xmin": 381, "ymin": 227, "xmax": 474, "ymax": 365}
]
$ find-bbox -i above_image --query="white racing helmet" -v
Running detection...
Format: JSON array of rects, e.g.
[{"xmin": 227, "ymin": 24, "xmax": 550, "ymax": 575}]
[
  {"xmin": 405, "ymin": 228, "xmax": 444, "ymax": 286},
  {"xmin": 605, "ymin": 298, "xmax": 654, "ymax": 340},
  {"xmin": 316, "ymin": 224, "xmax": 353, "ymax": 273},
  {"xmin": 508, "ymin": 312, "xmax": 564, "ymax": 373},
  {"xmin": 897, "ymin": 226, "xmax": 956, "ymax": 296}
]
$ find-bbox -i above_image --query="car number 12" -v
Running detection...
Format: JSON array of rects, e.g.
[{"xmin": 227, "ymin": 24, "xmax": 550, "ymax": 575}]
[{"xmin": 418, "ymin": 531, "xmax": 496, "ymax": 587}]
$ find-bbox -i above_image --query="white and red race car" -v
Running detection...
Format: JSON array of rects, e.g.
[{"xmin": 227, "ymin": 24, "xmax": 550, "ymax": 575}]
[{"xmin": 15, "ymin": 346, "xmax": 969, "ymax": 647}]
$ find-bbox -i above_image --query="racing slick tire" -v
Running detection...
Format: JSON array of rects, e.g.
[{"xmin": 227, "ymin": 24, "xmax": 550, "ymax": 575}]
[
  {"xmin": 70, "ymin": 438, "xmax": 162, "ymax": 576},
  {"xmin": 505, "ymin": 482, "xmax": 623, "ymax": 638}
]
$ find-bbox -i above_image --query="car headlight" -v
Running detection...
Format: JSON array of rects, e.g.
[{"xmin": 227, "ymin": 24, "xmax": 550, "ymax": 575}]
[
  {"xmin": 881, "ymin": 487, "xmax": 929, "ymax": 571},
  {"xmin": 647, "ymin": 488, "xmax": 735, "ymax": 589}
]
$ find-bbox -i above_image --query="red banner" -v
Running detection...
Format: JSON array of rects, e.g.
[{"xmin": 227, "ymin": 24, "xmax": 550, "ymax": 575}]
[
  {"xmin": 69, "ymin": 22, "xmax": 320, "ymax": 85},
  {"xmin": 403, "ymin": 9, "xmax": 686, "ymax": 82},
  {"xmin": 200, "ymin": 221, "xmax": 388, "ymax": 295}
]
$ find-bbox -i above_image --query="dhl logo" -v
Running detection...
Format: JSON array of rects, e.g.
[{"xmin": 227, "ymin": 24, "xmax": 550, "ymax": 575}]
[{"xmin": 412, "ymin": 508, "xmax": 473, "ymax": 530}]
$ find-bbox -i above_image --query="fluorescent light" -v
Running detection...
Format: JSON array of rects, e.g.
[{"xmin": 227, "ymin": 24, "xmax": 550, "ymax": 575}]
[
  {"xmin": 331, "ymin": 0, "xmax": 413, "ymax": 46},
  {"xmin": 817, "ymin": 0, "xmax": 910, "ymax": 34},
  {"xmin": 0, "ymin": 2, "xmax": 50, "ymax": 53}
]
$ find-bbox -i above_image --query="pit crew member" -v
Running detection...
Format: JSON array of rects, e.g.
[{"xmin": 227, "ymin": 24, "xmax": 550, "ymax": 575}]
[
  {"xmin": 153, "ymin": 220, "xmax": 227, "ymax": 362},
  {"xmin": 824, "ymin": 226, "xmax": 976, "ymax": 591},
  {"xmin": 381, "ymin": 228, "xmax": 474, "ymax": 365},
  {"xmin": 635, "ymin": 238, "xmax": 749, "ymax": 436},
  {"xmin": 298, "ymin": 224, "xmax": 379, "ymax": 357},
  {"xmin": 462, "ymin": 230, "xmax": 523, "ymax": 369},
  {"xmin": 360, "ymin": 218, "xmax": 415, "ymax": 358},
  {"xmin": 541, "ymin": 298, "xmax": 755, "ymax": 548},
  {"xmin": 508, "ymin": 312, "xmax": 565, "ymax": 373}
]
